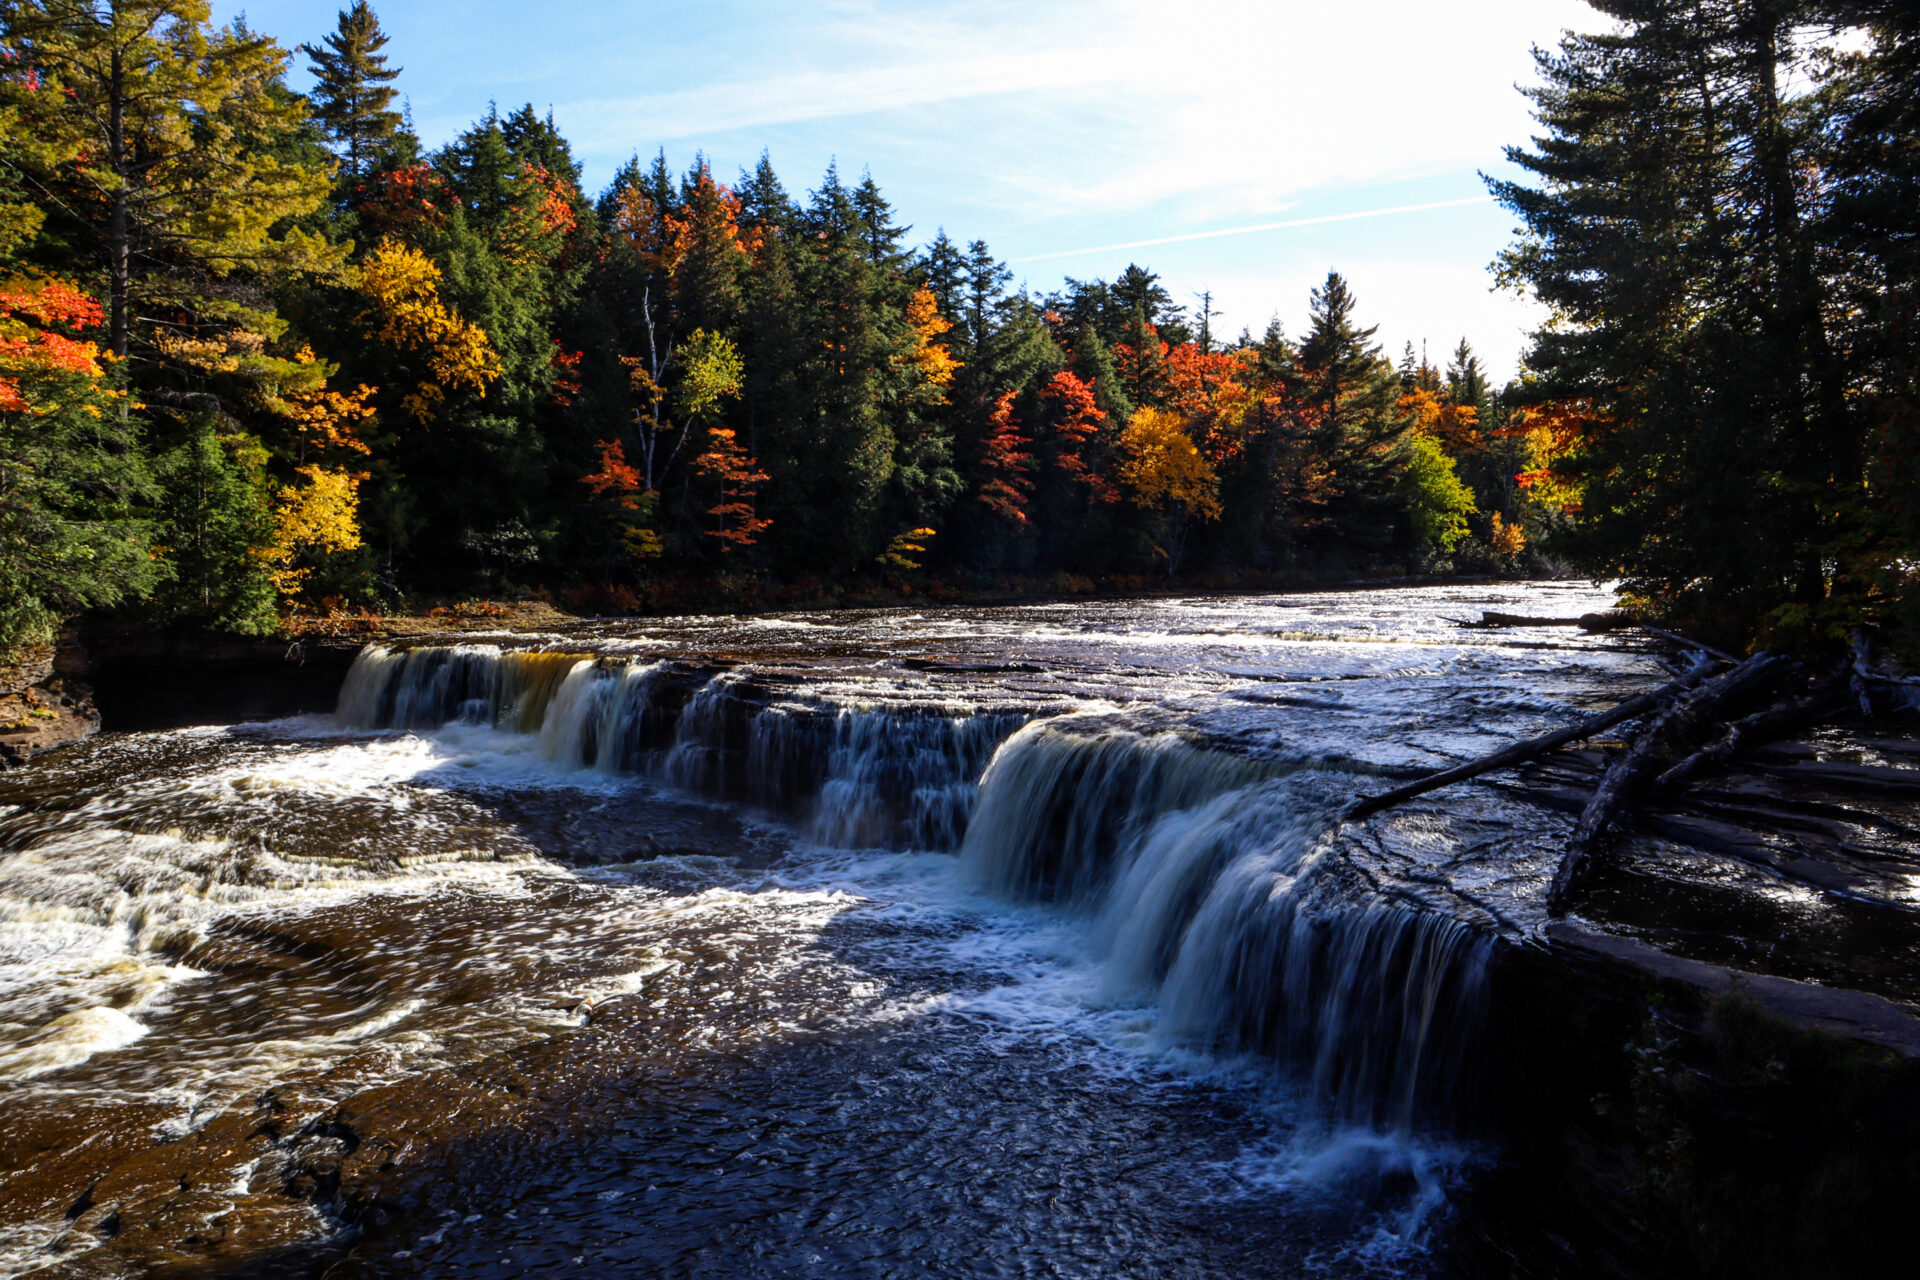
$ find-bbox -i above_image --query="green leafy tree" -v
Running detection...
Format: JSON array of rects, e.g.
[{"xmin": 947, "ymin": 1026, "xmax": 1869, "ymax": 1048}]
[{"xmin": 1399, "ymin": 434, "xmax": 1476, "ymax": 554}]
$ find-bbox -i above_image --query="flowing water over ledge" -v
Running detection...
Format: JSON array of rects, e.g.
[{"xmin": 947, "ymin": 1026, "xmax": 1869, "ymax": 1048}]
[{"xmin": 0, "ymin": 583, "xmax": 1654, "ymax": 1278}]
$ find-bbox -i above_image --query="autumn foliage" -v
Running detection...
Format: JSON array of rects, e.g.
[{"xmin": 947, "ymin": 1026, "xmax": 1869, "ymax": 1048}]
[
  {"xmin": 693, "ymin": 427, "xmax": 772, "ymax": 548},
  {"xmin": 0, "ymin": 275, "xmax": 105, "ymax": 411},
  {"xmin": 356, "ymin": 238, "xmax": 503, "ymax": 422},
  {"xmin": 1040, "ymin": 371, "xmax": 1116, "ymax": 504},
  {"xmin": 977, "ymin": 392, "xmax": 1034, "ymax": 523}
]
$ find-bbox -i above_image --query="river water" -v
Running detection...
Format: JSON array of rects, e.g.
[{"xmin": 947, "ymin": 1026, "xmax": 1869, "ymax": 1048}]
[{"xmin": 0, "ymin": 582, "xmax": 1645, "ymax": 1278}]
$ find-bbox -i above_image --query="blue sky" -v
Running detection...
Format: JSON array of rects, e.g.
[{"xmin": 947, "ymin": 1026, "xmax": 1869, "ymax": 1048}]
[{"xmin": 220, "ymin": 0, "xmax": 1601, "ymax": 381}]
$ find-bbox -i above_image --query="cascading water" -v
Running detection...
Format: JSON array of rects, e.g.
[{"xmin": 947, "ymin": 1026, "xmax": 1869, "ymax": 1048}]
[
  {"xmin": 341, "ymin": 646, "xmax": 1498, "ymax": 1132},
  {"xmin": 334, "ymin": 643, "xmax": 587, "ymax": 733},
  {"xmin": 334, "ymin": 645, "xmax": 1027, "ymax": 851},
  {"xmin": 962, "ymin": 721, "xmax": 1494, "ymax": 1134},
  {"xmin": 3, "ymin": 584, "xmax": 1653, "ymax": 1277}
]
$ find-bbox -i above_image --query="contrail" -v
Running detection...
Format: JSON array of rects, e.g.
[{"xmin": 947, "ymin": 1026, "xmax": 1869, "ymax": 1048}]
[{"xmin": 1009, "ymin": 196, "xmax": 1496, "ymax": 264}]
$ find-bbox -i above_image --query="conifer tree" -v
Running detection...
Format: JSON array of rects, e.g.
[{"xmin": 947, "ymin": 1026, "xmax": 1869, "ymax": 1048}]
[
  {"xmin": 1490, "ymin": 0, "xmax": 1857, "ymax": 637},
  {"xmin": 1296, "ymin": 270, "xmax": 1409, "ymax": 556},
  {"xmin": 302, "ymin": 1, "xmax": 404, "ymax": 178},
  {"xmin": 1, "ymin": 0, "xmax": 339, "ymax": 366},
  {"xmin": 1445, "ymin": 338, "xmax": 1488, "ymax": 416}
]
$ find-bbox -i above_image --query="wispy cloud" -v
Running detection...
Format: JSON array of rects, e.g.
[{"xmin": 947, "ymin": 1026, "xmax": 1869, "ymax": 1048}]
[
  {"xmin": 556, "ymin": 46, "xmax": 1133, "ymax": 151},
  {"xmin": 1010, "ymin": 197, "xmax": 1497, "ymax": 263}
]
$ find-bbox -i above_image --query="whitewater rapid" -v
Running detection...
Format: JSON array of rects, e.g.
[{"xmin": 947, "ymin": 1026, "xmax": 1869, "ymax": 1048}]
[{"xmin": 0, "ymin": 582, "xmax": 1646, "ymax": 1279}]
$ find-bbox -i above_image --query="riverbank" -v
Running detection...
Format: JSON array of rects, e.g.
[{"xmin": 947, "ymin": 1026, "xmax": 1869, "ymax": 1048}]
[
  {"xmin": 0, "ymin": 643, "xmax": 97, "ymax": 769},
  {"xmin": 5, "ymin": 574, "xmax": 1552, "ymax": 755}
]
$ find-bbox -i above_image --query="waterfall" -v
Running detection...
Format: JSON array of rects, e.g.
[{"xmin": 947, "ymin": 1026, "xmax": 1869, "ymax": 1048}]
[
  {"xmin": 961, "ymin": 722, "xmax": 1493, "ymax": 1132},
  {"xmin": 802, "ymin": 709, "xmax": 1024, "ymax": 851},
  {"xmin": 339, "ymin": 645, "xmax": 1495, "ymax": 1130},
  {"xmin": 535, "ymin": 660, "xmax": 666, "ymax": 772},
  {"xmin": 334, "ymin": 644, "xmax": 591, "ymax": 733},
  {"xmin": 961, "ymin": 722, "xmax": 1287, "ymax": 901},
  {"xmin": 333, "ymin": 645, "xmax": 1024, "ymax": 850}
]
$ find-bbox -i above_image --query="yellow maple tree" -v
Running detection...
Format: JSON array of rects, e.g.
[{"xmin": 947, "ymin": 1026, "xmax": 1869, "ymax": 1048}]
[
  {"xmin": 355, "ymin": 239, "xmax": 501, "ymax": 422},
  {"xmin": 1117, "ymin": 407, "xmax": 1222, "ymax": 522},
  {"xmin": 274, "ymin": 345, "xmax": 375, "ymax": 460},
  {"xmin": 1400, "ymin": 385, "xmax": 1482, "ymax": 456},
  {"xmin": 902, "ymin": 286, "xmax": 958, "ymax": 396},
  {"xmin": 266, "ymin": 465, "xmax": 364, "ymax": 596}
]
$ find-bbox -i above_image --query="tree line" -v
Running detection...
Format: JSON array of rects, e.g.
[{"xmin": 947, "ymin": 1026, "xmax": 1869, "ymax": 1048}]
[
  {"xmin": 0, "ymin": 0, "xmax": 1541, "ymax": 651},
  {"xmin": 2, "ymin": 0, "xmax": 1910, "ymax": 655}
]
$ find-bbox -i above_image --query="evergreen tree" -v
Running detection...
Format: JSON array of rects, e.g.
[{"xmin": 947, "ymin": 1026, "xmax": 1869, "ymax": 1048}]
[
  {"xmin": 1111, "ymin": 264, "xmax": 1185, "ymax": 342},
  {"xmin": 302, "ymin": 1, "xmax": 405, "ymax": 178},
  {"xmin": 851, "ymin": 169, "xmax": 909, "ymax": 266},
  {"xmin": 0, "ymin": 286, "xmax": 158, "ymax": 653},
  {"xmin": 1445, "ymin": 338, "xmax": 1488, "ymax": 415},
  {"xmin": 1490, "ymin": 0, "xmax": 1856, "ymax": 639},
  {"xmin": 152, "ymin": 423, "xmax": 278, "ymax": 634},
  {"xmin": 919, "ymin": 231, "xmax": 967, "ymax": 321},
  {"xmin": 1296, "ymin": 270, "xmax": 1409, "ymax": 559},
  {"xmin": 736, "ymin": 151, "xmax": 794, "ymax": 233},
  {"xmin": 1, "ymin": 0, "xmax": 340, "ymax": 375}
]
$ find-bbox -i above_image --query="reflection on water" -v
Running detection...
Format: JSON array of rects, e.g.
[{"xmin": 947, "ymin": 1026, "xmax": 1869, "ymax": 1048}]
[{"xmin": 0, "ymin": 583, "xmax": 1641, "ymax": 1278}]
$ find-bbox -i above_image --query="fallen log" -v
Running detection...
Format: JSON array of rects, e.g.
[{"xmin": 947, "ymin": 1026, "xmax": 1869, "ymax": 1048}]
[
  {"xmin": 1653, "ymin": 670, "xmax": 1848, "ymax": 791},
  {"xmin": 1341, "ymin": 659, "xmax": 1716, "ymax": 822},
  {"xmin": 1547, "ymin": 652, "xmax": 1793, "ymax": 914},
  {"xmin": 1637, "ymin": 625, "xmax": 1738, "ymax": 664}
]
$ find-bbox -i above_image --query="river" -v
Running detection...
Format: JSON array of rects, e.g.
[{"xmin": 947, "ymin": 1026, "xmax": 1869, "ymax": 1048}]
[{"xmin": 0, "ymin": 581, "xmax": 1644, "ymax": 1278}]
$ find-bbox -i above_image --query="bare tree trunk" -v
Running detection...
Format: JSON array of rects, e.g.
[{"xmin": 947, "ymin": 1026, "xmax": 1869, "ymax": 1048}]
[
  {"xmin": 1342, "ymin": 662, "xmax": 1715, "ymax": 823},
  {"xmin": 108, "ymin": 43, "xmax": 129, "ymax": 360}
]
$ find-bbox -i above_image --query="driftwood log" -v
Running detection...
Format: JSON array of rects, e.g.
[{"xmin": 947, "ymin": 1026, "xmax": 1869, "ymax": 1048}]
[
  {"xmin": 1546, "ymin": 652, "xmax": 1793, "ymax": 913},
  {"xmin": 1454, "ymin": 610, "xmax": 1639, "ymax": 632},
  {"xmin": 1345, "ymin": 625, "xmax": 1914, "ymax": 915},
  {"xmin": 1341, "ymin": 659, "xmax": 1716, "ymax": 822}
]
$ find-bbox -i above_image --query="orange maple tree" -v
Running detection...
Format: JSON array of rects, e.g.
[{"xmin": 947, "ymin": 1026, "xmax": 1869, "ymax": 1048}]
[
  {"xmin": 357, "ymin": 164, "xmax": 454, "ymax": 240},
  {"xmin": 582, "ymin": 439, "xmax": 645, "ymax": 508},
  {"xmin": 1039, "ymin": 371, "xmax": 1116, "ymax": 504},
  {"xmin": 977, "ymin": 391, "xmax": 1034, "ymax": 523},
  {"xmin": 0, "ymin": 276, "xmax": 106, "ymax": 411},
  {"xmin": 693, "ymin": 427, "xmax": 772, "ymax": 548}
]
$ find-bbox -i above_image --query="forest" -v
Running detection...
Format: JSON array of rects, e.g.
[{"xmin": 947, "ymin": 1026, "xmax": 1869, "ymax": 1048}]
[{"xmin": 0, "ymin": 0, "xmax": 1915, "ymax": 655}]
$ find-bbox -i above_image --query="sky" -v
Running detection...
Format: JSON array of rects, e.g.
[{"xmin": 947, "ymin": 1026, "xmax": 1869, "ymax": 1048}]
[{"xmin": 217, "ymin": 0, "xmax": 1604, "ymax": 382}]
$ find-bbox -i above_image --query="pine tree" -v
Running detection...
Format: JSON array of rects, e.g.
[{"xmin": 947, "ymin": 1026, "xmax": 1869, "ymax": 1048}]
[
  {"xmin": 920, "ymin": 231, "xmax": 967, "ymax": 320},
  {"xmin": 1296, "ymin": 270, "xmax": 1409, "ymax": 558},
  {"xmin": 851, "ymin": 169, "xmax": 909, "ymax": 266},
  {"xmin": 302, "ymin": 1, "xmax": 405, "ymax": 178},
  {"xmin": 1489, "ymin": 0, "xmax": 1856, "ymax": 639},
  {"xmin": 1445, "ymin": 338, "xmax": 1489, "ymax": 417},
  {"xmin": 2, "ymin": 0, "xmax": 339, "ymax": 365},
  {"xmin": 736, "ymin": 151, "xmax": 794, "ymax": 233},
  {"xmin": 1111, "ymin": 264, "xmax": 1185, "ymax": 342}
]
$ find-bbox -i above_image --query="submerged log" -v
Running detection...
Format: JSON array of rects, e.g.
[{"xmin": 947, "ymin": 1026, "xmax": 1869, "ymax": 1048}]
[
  {"xmin": 1342, "ymin": 660, "xmax": 1717, "ymax": 822},
  {"xmin": 1548, "ymin": 652, "xmax": 1793, "ymax": 914},
  {"xmin": 1468, "ymin": 611, "xmax": 1587, "ymax": 628}
]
